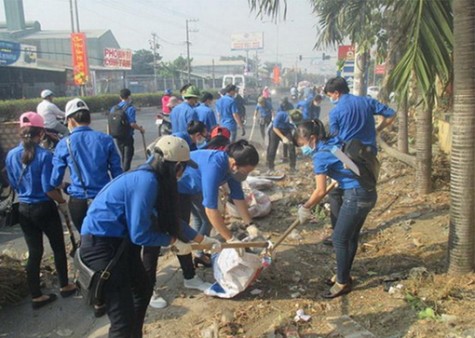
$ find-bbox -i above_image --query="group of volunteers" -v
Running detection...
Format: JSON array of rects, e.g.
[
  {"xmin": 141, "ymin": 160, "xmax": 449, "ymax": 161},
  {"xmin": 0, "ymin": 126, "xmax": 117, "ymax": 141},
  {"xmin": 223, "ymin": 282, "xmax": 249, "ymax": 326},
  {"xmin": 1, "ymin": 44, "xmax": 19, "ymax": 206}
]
[{"xmin": 4, "ymin": 75, "xmax": 395, "ymax": 337}]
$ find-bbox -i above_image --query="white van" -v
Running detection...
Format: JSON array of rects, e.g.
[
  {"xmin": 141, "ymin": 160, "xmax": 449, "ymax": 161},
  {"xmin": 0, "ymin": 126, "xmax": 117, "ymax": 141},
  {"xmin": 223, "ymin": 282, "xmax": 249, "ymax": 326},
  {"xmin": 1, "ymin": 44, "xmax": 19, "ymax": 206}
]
[{"xmin": 222, "ymin": 74, "xmax": 260, "ymax": 103}]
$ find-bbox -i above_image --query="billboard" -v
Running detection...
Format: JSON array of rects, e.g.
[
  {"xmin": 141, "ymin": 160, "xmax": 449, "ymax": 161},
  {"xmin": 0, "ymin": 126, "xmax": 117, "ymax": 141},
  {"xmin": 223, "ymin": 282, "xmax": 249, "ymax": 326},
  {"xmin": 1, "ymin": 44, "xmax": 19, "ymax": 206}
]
[
  {"xmin": 103, "ymin": 48, "xmax": 132, "ymax": 70},
  {"xmin": 231, "ymin": 32, "xmax": 264, "ymax": 51},
  {"xmin": 0, "ymin": 40, "xmax": 37, "ymax": 68},
  {"xmin": 70, "ymin": 32, "xmax": 90, "ymax": 86},
  {"xmin": 338, "ymin": 45, "xmax": 355, "ymax": 60}
]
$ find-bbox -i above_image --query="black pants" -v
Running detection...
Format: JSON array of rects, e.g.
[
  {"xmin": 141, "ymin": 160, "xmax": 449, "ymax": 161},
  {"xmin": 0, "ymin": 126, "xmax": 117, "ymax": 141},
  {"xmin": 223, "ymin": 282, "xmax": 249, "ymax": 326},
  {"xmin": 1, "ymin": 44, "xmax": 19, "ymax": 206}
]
[
  {"xmin": 259, "ymin": 116, "xmax": 272, "ymax": 140},
  {"xmin": 267, "ymin": 129, "xmax": 296, "ymax": 170},
  {"xmin": 116, "ymin": 136, "xmax": 134, "ymax": 172},
  {"xmin": 328, "ymin": 188, "xmax": 344, "ymax": 230},
  {"xmin": 68, "ymin": 197, "xmax": 90, "ymax": 233},
  {"xmin": 141, "ymin": 194, "xmax": 195, "ymax": 288},
  {"xmin": 81, "ymin": 235, "xmax": 152, "ymax": 338},
  {"xmin": 19, "ymin": 200, "xmax": 69, "ymax": 298}
]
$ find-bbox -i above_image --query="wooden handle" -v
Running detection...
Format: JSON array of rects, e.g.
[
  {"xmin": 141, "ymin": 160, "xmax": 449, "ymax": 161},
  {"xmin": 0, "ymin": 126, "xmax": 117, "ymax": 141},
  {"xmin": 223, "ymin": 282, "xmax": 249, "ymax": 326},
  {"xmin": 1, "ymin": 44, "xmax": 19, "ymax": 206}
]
[
  {"xmin": 272, "ymin": 180, "xmax": 338, "ymax": 251},
  {"xmin": 191, "ymin": 241, "xmax": 269, "ymax": 250}
]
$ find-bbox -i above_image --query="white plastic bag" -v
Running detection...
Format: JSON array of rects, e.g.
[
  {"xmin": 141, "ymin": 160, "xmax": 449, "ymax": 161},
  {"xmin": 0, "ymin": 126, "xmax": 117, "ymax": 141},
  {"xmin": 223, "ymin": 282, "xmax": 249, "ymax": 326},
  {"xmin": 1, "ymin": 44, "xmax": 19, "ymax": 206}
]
[
  {"xmin": 227, "ymin": 182, "xmax": 272, "ymax": 219},
  {"xmin": 204, "ymin": 249, "xmax": 263, "ymax": 298}
]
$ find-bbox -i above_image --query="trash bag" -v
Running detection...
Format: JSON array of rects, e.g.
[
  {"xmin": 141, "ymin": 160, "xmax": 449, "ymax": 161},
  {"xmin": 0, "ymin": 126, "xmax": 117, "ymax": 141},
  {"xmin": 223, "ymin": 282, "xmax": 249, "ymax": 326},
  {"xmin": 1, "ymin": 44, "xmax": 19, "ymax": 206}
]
[
  {"xmin": 204, "ymin": 249, "xmax": 264, "ymax": 298},
  {"xmin": 227, "ymin": 182, "xmax": 271, "ymax": 219},
  {"xmin": 246, "ymin": 176, "xmax": 274, "ymax": 190}
]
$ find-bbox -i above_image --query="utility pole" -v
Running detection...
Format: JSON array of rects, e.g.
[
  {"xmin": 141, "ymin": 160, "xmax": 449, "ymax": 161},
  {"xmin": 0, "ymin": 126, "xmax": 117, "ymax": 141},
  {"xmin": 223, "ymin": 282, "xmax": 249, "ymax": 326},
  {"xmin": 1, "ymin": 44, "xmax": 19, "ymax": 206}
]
[
  {"xmin": 69, "ymin": 0, "xmax": 75, "ymax": 33},
  {"xmin": 149, "ymin": 33, "xmax": 159, "ymax": 91},
  {"xmin": 212, "ymin": 59, "xmax": 215, "ymax": 88},
  {"xmin": 185, "ymin": 18, "xmax": 198, "ymax": 83},
  {"xmin": 74, "ymin": 0, "xmax": 80, "ymax": 32}
]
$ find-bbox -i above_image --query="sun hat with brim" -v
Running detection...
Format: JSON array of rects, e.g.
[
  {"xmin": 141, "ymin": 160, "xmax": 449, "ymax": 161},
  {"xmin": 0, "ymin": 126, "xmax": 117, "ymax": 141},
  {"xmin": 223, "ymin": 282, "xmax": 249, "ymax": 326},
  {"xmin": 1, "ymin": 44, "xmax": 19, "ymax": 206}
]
[
  {"xmin": 154, "ymin": 135, "xmax": 198, "ymax": 168},
  {"xmin": 65, "ymin": 98, "xmax": 89, "ymax": 118},
  {"xmin": 183, "ymin": 85, "xmax": 201, "ymax": 99},
  {"xmin": 20, "ymin": 112, "xmax": 44, "ymax": 128}
]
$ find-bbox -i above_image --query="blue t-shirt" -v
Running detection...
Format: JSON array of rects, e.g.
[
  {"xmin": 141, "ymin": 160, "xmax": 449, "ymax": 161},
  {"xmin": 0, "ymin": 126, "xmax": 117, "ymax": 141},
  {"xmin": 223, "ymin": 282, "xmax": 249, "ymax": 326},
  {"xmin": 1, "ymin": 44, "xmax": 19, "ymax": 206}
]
[
  {"xmin": 81, "ymin": 166, "xmax": 197, "ymax": 245},
  {"xmin": 115, "ymin": 101, "xmax": 136, "ymax": 137},
  {"xmin": 195, "ymin": 103, "xmax": 217, "ymax": 132},
  {"xmin": 51, "ymin": 126, "xmax": 123, "ymax": 199},
  {"xmin": 273, "ymin": 110, "xmax": 292, "ymax": 132},
  {"xmin": 217, "ymin": 95, "xmax": 238, "ymax": 132},
  {"xmin": 297, "ymin": 99, "xmax": 311, "ymax": 121},
  {"xmin": 178, "ymin": 150, "xmax": 244, "ymax": 209},
  {"xmin": 170, "ymin": 101, "xmax": 199, "ymax": 134},
  {"xmin": 329, "ymin": 94, "xmax": 395, "ymax": 152},
  {"xmin": 172, "ymin": 131, "xmax": 197, "ymax": 151},
  {"xmin": 312, "ymin": 139, "xmax": 361, "ymax": 189},
  {"xmin": 255, "ymin": 104, "xmax": 271, "ymax": 119},
  {"xmin": 6, "ymin": 144, "xmax": 56, "ymax": 203}
]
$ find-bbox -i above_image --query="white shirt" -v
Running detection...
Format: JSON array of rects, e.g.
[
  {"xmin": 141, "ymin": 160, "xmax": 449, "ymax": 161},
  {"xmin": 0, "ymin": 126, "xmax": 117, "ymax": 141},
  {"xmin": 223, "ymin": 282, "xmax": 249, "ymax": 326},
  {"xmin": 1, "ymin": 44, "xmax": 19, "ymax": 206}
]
[{"xmin": 36, "ymin": 100, "xmax": 65, "ymax": 129}]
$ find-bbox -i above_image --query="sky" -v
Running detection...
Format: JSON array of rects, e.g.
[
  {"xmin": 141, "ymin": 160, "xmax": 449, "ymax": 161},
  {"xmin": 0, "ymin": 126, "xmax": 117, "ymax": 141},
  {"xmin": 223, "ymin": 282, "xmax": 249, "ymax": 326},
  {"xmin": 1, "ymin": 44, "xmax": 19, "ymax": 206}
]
[{"xmin": 2, "ymin": 0, "xmax": 338, "ymax": 74}]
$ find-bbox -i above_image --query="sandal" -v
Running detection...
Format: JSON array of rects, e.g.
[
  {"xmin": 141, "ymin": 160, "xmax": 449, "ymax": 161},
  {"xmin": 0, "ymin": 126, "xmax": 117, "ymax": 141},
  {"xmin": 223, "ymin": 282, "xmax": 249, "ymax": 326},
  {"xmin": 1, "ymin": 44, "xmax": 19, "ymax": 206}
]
[
  {"xmin": 60, "ymin": 283, "xmax": 77, "ymax": 298},
  {"xmin": 94, "ymin": 303, "xmax": 107, "ymax": 318},
  {"xmin": 324, "ymin": 275, "xmax": 353, "ymax": 286},
  {"xmin": 322, "ymin": 282, "xmax": 352, "ymax": 299},
  {"xmin": 193, "ymin": 254, "xmax": 212, "ymax": 268},
  {"xmin": 32, "ymin": 293, "xmax": 57, "ymax": 310}
]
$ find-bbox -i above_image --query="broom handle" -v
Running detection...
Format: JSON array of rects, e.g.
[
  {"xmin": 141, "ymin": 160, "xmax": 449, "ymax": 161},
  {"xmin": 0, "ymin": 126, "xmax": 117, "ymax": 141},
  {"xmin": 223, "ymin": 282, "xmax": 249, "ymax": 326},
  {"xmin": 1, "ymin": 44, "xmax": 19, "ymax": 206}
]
[
  {"xmin": 272, "ymin": 180, "xmax": 339, "ymax": 251},
  {"xmin": 191, "ymin": 241, "xmax": 269, "ymax": 250}
]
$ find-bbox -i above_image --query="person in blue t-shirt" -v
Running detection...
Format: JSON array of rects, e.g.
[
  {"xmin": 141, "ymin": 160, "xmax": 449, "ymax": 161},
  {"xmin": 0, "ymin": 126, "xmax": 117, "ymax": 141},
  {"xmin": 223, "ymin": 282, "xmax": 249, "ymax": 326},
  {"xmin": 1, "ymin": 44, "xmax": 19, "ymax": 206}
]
[
  {"xmin": 6, "ymin": 112, "xmax": 77, "ymax": 310},
  {"xmin": 195, "ymin": 92, "xmax": 217, "ymax": 132},
  {"xmin": 80, "ymin": 135, "xmax": 220, "ymax": 336},
  {"xmin": 253, "ymin": 96, "xmax": 274, "ymax": 140},
  {"xmin": 172, "ymin": 120, "xmax": 208, "ymax": 151},
  {"xmin": 308, "ymin": 94, "xmax": 323, "ymax": 120},
  {"xmin": 266, "ymin": 97, "xmax": 297, "ymax": 174},
  {"xmin": 216, "ymin": 85, "xmax": 245, "ymax": 142},
  {"xmin": 295, "ymin": 120, "xmax": 377, "ymax": 299},
  {"xmin": 170, "ymin": 85, "xmax": 200, "ymax": 134},
  {"xmin": 323, "ymin": 77, "xmax": 395, "ymax": 246},
  {"xmin": 178, "ymin": 140, "xmax": 259, "ymax": 267},
  {"xmin": 51, "ymin": 98, "xmax": 123, "ymax": 233},
  {"xmin": 111, "ymin": 88, "xmax": 145, "ymax": 172}
]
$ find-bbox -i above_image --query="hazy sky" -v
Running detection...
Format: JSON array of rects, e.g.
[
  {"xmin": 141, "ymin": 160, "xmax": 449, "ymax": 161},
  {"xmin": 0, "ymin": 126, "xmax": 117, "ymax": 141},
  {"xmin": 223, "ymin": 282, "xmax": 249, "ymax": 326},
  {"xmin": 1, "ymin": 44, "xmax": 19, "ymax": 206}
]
[{"xmin": 2, "ymin": 0, "xmax": 337, "ymax": 73}]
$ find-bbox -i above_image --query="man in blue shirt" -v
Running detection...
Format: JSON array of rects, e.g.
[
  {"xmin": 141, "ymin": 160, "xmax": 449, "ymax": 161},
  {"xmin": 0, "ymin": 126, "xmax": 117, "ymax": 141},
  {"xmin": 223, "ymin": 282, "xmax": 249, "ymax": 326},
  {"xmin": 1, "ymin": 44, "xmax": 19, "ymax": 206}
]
[
  {"xmin": 170, "ymin": 85, "xmax": 200, "ymax": 134},
  {"xmin": 216, "ymin": 85, "xmax": 245, "ymax": 142},
  {"xmin": 111, "ymin": 88, "xmax": 145, "ymax": 171},
  {"xmin": 195, "ymin": 92, "xmax": 217, "ymax": 131},
  {"xmin": 51, "ymin": 98, "xmax": 123, "ymax": 232},
  {"xmin": 172, "ymin": 120, "xmax": 208, "ymax": 151}
]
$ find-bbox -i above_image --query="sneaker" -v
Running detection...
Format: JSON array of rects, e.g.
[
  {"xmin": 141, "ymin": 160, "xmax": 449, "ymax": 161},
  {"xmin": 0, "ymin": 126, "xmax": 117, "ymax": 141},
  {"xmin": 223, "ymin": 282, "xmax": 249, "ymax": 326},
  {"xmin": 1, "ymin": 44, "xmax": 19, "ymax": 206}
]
[
  {"xmin": 149, "ymin": 291, "xmax": 167, "ymax": 309},
  {"xmin": 184, "ymin": 275, "xmax": 212, "ymax": 291}
]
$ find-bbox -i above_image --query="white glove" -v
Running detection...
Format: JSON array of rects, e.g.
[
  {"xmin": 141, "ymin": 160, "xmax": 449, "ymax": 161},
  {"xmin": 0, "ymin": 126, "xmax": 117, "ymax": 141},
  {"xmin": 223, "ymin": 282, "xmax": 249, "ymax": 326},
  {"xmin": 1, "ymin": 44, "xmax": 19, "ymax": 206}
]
[
  {"xmin": 172, "ymin": 239, "xmax": 192, "ymax": 256},
  {"xmin": 282, "ymin": 137, "xmax": 291, "ymax": 145},
  {"xmin": 57, "ymin": 202, "xmax": 70, "ymax": 219},
  {"xmin": 200, "ymin": 236, "xmax": 222, "ymax": 253},
  {"xmin": 246, "ymin": 224, "xmax": 261, "ymax": 238},
  {"xmin": 297, "ymin": 205, "xmax": 312, "ymax": 224},
  {"xmin": 227, "ymin": 236, "xmax": 244, "ymax": 257}
]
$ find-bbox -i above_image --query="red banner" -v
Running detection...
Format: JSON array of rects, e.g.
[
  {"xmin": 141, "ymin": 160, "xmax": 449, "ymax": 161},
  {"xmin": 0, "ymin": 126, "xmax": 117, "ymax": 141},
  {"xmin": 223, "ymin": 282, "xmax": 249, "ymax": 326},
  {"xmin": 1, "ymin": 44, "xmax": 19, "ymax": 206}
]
[
  {"xmin": 272, "ymin": 65, "xmax": 280, "ymax": 85},
  {"xmin": 338, "ymin": 45, "xmax": 355, "ymax": 60},
  {"xmin": 374, "ymin": 63, "xmax": 386, "ymax": 75},
  {"xmin": 71, "ymin": 32, "xmax": 89, "ymax": 85}
]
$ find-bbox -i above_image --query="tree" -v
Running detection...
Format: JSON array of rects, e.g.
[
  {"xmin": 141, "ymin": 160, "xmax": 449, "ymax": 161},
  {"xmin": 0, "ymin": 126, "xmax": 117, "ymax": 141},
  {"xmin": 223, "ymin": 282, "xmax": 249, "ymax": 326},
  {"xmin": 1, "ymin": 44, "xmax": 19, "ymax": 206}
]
[
  {"xmin": 131, "ymin": 49, "xmax": 154, "ymax": 75},
  {"xmin": 448, "ymin": 0, "xmax": 475, "ymax": 273}
]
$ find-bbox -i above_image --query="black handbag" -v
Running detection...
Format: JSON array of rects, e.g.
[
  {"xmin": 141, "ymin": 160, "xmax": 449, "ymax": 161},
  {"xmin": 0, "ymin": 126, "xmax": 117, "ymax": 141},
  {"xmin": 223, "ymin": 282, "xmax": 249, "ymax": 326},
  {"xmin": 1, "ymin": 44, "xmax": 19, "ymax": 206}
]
[
  {"xmin": 74, "ymin": 239, "xmax": 127, "ymax": 306},
  {"xmin": 0, "ymin": 188, "xmax": 20, "ymax": 227}
]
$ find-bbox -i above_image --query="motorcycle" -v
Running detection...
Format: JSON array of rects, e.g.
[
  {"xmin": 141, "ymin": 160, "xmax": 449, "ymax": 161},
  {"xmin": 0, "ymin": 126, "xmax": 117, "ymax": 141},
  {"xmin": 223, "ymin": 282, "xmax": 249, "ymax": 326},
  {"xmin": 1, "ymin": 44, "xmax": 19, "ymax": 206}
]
[
  {"xmin": 41, "ymin": 126, "xmax": 64, "ymax": 151},
  {"xmin": 155, "ymin": 112, "xmax": 172, "ymax": 137}
]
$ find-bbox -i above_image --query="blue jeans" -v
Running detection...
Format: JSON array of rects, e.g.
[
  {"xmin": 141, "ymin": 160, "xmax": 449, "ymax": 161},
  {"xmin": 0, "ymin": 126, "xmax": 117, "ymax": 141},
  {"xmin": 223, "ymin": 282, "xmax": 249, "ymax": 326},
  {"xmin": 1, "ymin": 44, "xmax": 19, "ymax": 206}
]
[
  {"xmin": 190, "ymin": 194, "xmax": 212, "ymax": 256},
  {"xmin": 332, "ymin": 188, "xmax": 377, "ymax": 284}
]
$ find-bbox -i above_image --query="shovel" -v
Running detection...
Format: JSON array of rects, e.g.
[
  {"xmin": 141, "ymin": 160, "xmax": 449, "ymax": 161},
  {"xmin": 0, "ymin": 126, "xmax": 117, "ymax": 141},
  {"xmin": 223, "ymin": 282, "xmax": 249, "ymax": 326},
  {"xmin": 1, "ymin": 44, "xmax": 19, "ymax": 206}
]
[
  {"xmin": 141, "ymin": 131, "xmax": 147, "ymax": 158},
  {"xmin": 59, "ymin": 208, "xmax": 79, "ymax": 257},
  {"xmin": 191, "ymin": 241, "xmax": 269, "ymax": 251}
]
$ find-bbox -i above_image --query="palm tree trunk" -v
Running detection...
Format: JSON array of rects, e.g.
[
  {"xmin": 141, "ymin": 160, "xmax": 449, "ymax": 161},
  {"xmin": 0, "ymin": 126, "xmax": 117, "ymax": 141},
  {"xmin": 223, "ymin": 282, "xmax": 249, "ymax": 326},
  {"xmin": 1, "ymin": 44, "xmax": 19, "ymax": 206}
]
[
  {"xmin": 415, "ymin": 103, "xmax": 432, "ymax": 193},
  {"xmin": 448, "ymin": 0, "xmax": 475, "ymax": 274},
  {"xmin": 353, "ymin": 46, "xmax": 369, "ymax": 96},
  {"xmin": 398, "ymin": 96, "xmax": 409, "ymax": 154}
]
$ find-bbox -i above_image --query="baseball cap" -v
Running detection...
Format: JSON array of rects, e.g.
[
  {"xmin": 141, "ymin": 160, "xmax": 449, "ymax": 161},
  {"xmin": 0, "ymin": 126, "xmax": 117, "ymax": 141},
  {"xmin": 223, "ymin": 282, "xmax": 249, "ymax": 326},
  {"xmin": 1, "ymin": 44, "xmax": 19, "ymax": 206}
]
[
  {"xmin": 210, "ymin": 126, "xmax": 231, "ymax": 140},
  {"xmin": 20, "ymin": 112, "xmax": 44, "ymax": 128},
  {"xmin": 65, "ymin": 98, "xmax": 89, "ymax": 118},
  {"xmin": 154, "ymin": 135, "xmax": 198, "ymax": 168}
]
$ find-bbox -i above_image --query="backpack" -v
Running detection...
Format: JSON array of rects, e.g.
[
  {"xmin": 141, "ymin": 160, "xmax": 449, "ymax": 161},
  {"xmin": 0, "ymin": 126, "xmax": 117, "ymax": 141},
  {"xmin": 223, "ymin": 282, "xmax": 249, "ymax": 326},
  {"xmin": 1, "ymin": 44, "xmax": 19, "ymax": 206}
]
[
  {"xmin": 108, "ymin": 104, "xmax": 130, "ymax": 139},
  {"xmin": 341, "ymin": 139, "xmax": 380, "ymax": 190}
]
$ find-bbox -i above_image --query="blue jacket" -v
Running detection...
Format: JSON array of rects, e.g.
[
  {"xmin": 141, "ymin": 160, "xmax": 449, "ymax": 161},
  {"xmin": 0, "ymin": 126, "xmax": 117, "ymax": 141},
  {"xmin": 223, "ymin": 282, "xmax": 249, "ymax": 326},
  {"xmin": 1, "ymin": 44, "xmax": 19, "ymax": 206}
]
[
  {"xmin": 6, "ymin": 144, "xmax": 56, "ymax": 203},
  {"xmin": 329, "ymin": 94, "xmax": 395, "ymax": 152},
  {"xmin": 51, "ymin": 126, "xmax": 123, "ymax": 199},
  {"xmin": 81, "ymin": 165, "xmax": 197, "ymax": 245},
  {"xmin": 170, "ymin": 101, "xmax": 199, "ymax": 134},
  {"xmin": 178, "ymin": 150, "xmax": 244, "ymax": 209},
  {"xmin": 195, "ymin": 103, "xmax": 217, "ymax": 131},
  {"xmin": 217, "ymin": 95, "xmax": 238, "ymax": 132}
]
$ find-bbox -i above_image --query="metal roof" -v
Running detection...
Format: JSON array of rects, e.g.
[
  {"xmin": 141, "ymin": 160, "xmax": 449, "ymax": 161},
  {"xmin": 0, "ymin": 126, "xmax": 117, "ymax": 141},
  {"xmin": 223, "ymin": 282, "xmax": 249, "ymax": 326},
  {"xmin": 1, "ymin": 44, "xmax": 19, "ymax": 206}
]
[{"xmin": 20, "ymin": 29, "xmax": 110, "ymax": 40}]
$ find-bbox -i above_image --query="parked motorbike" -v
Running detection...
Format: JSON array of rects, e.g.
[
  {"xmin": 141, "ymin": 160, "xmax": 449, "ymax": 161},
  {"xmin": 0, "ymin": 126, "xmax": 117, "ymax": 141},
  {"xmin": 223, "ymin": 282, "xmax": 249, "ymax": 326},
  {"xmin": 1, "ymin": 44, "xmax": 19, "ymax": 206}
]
[
  {"xmin": 41, "ymin": 128, "xmax": 63, "ymax": 151},
  {"xmin": 155, "ymin": 112, "xmax": 172, "ymax": 137}
]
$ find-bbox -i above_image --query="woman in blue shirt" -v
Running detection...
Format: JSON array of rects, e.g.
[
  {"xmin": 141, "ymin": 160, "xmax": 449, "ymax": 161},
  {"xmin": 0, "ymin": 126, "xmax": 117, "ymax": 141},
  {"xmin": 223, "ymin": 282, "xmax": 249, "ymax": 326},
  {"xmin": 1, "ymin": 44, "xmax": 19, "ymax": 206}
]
[
  {"xmin": 6, "ymin": 112, "xmax": 76, "ymax": 309},
  {"xmin": 253, "ymin": 96, "xmax": 274, "ymax": 140},
  {"xmin": 295, "ymin": 120, "xmax": 377, "ymax": 299},
  {"xmin": 79, "ymin": 135, "xmax": 220, "ymax": 337}
]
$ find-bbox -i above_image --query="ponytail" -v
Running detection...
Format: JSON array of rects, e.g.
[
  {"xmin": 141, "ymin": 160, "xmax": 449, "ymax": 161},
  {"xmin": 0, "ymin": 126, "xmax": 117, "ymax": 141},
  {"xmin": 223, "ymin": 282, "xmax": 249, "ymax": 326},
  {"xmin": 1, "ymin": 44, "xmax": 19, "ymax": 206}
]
[
  {"xmin": 293, "ymin": 119, "xmax": 330, "ymax": 144},
  {"xmin": 20, "ymin": 127, "xmax": 43, "ymax": 165}
]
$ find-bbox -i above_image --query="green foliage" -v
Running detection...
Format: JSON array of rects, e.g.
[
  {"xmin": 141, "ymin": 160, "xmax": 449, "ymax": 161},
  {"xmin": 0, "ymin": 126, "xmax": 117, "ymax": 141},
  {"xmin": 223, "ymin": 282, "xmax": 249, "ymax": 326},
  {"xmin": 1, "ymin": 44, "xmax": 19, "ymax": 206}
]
[
  {"xmin": 248, "ymin": 0, "xmax": 287, "ymax": 20},
  {"xmin": 405, "ymin": 292, "xmax": 440, "ymax": 321},
  {"xmin": 131, "ymin": 49, "xmax": 157, "ymax": 75}
]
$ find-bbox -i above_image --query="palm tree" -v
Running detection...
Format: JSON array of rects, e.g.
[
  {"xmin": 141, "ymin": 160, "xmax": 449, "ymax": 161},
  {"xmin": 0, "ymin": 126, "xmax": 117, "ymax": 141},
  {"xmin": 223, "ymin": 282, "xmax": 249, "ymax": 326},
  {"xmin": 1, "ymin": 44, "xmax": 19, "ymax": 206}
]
[{"xmin": 448, "ymin": 0, "xmax": 475, "ymax": 274}]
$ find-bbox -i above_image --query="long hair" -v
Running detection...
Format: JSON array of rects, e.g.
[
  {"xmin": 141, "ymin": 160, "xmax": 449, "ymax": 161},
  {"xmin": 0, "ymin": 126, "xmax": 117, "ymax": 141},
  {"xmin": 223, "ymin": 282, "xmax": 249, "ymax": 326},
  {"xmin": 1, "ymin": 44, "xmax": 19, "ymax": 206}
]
[
  {"xmin": 20, "ymin": 126, "xmax": 43, "ymax": 165},
  {"xmin": 293, "ymin": 119, "xmax": 331, "ymax": 146},
  {"xmin": 148, "ymin": 151, "xmax": 185, "ymax": 241}
]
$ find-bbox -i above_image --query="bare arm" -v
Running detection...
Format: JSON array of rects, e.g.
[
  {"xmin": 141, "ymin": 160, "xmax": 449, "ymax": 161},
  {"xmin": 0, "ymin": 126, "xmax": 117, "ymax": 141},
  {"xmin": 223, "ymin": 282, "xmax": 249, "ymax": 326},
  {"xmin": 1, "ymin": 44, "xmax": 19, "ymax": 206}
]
[
  {"xmin": 303, "ymin": 174, "xmax": 327, "ymax": 209},
  {"xmin": 232, "ymin": 199, "xmax": 253, "ymax": 225},
  {"xmin": 205, "ymin": 207, "xmax": 233, "ymax": 240},
  {"xmin": 376, "ymin": 116, "xmax": 396, "ymax": 133},
  {"xmin": 272, "ymin": 127, "xmax": 287, "ymax": 141},
  {"xmin": 46, "ymin": 188, "xmax": 66, "ymax": 204}
]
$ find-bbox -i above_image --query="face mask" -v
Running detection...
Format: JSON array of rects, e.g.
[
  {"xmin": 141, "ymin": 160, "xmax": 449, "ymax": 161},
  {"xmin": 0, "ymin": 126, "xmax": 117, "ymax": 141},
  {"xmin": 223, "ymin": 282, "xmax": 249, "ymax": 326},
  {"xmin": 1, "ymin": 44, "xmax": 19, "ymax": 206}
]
[
  {"xmin": 230, "ymin": 170, "xmax": 248, "ymax": 182},
  {"xmin": 196, "ymin": 137, "xmax": 207, "ymax": 148},
  {"xmin": 300, "ymin": 145, "xmax": 314, "ymax": 157},
  {"xmin": 330, "ymin": 97, "xmax": 339, "ymax": 104}
]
